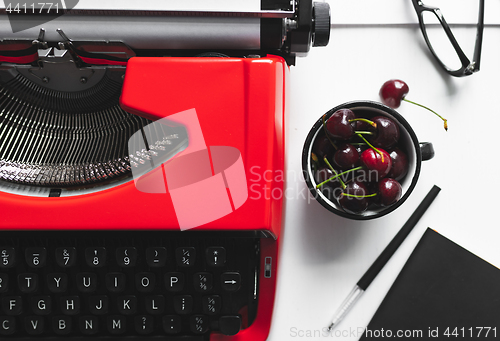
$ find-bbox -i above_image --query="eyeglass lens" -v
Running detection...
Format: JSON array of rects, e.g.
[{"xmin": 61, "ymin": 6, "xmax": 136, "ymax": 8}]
[
  {"xmin": 419, "ymin": 1, "xmax": 480, "ymax": 72},
  {"xmin": 421, "ymin": 11, "xmax": 462, "ymax": 70}
]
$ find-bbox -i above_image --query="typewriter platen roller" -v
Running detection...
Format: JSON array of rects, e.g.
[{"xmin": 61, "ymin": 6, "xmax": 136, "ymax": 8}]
[{"xmin": 0, "ymin": 0, "xmax": 331, "ymax": 57}]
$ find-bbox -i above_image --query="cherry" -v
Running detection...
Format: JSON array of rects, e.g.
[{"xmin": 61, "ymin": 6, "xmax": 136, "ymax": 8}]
[
  {"xmin": 315, "ymin": 167, "xmax": 341, "ymax": 190},
  {"xmin": 312, "ymin": 134, "xmax": 335, "ymax": 163},
  {"xmin": 326, "ymin": 109, "xmax": 356, "ymax": 140},
  {"xmin": 368, "ymin": 116, "xmax": 400, "ymax": 149},
  {"xmin": 379, "ymin": 79, "xmax": 448, "ymax": 131},
  {"xmin": 315, "ymin": 167, "xmax": 342, "ymax": 201},
  {"xmin": 379, "ymin": 79, "xmax": 409, "ymax": 108},
  {"xmin": 338, "ymin": 181, "xmax": 371, "ymax": 214},
  {"xmin": 333, "ymin": 143, "xmax": 360, "ymax": 170},
  {"xmin": 387, "ymin": 148, "xmax": 408, "ymax": 181},
  {"xmin": 360, "ymin": 148, "xmax": 392, "ymax": 181},
  {"xmin": 378, "ymin": 178, "xmax": 402, "ymax": 206},
  {"xmin": 355, "ymin": 119, "xmax": 376, "ymax": 132},
  {"xmin": 315, "ymin": 167, "xmax": 333, "ymax": 183},
  {"xmin": 355, "ymin": 144, "xmax": 367, "ymax": 155}
]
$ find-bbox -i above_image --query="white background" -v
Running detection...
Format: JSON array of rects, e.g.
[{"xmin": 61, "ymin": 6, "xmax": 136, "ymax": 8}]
[{"xmin": 270, "ymin": 1, "xmax": 500, "ymax": 341}]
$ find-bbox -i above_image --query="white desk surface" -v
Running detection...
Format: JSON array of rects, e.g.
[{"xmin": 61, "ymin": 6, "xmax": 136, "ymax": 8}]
[{"xmin": 270, "ymin": 1, "xmax": 500, "ymax": 340}]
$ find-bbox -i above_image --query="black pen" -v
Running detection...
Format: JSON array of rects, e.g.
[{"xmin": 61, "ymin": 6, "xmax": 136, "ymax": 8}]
[{"xmin": 327, "ymin": 185, "xmax": 441, "ymax": 331}]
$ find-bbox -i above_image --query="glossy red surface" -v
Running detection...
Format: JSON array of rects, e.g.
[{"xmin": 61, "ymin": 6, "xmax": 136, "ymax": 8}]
[{"xmin": 0, "ymin": 56, "xmax": 288, "ymax": 341}]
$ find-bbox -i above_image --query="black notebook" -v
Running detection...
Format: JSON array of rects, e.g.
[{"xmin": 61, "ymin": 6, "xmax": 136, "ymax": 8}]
[{"xmin": 360, "ymin": 228, "xmax": 500, "ymax": 340}]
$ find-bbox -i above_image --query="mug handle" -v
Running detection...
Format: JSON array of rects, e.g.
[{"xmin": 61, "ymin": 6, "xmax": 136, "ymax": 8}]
[{"xmin": 420, "ymin": 142, "xmax": 434, "ymax": 161}]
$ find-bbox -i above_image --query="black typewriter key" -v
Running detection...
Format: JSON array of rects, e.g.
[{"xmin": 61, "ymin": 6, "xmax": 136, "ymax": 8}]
[
  {"xmin": 116, "ymin": 247, "xmax": 137, "ymax": 267},
  {"xmin": 31, "ymin": 296, "xmax": 52, "ymax": 315},
  {"xmin": 145, "ymin": 295, "xmax": 164, "ymax": 314},
  {"xmin": 176, "ymin": 247, "xmax": 196, "ymax": 267},
  {"xmin": 18, "ymin": 273, "xmax": 38, "ymax": 293},
  {"xmin": 206, "ymin": 247, "xmax": 226, "ymax": 267},
  {"xmin": 25, "ymin": 316, "xmax": 44, "ymax": 335},
  {"xmin": 162, "ymin": 315, "xmax": 181, "ymax": 334},
  {"xmin": 194, "ymin": 272, "xmax": 213, "ymax": 292},
  {"xmin": 106, "ymin": 272, "xmax": 126, "ymax": 293},
  {"xmin": 146, "ymin": 246, "xmax": 167, "ymax": 267},
  {"xmin": 107, "ymin": 315, "xmax": 126, "ymax": 334},
  {"xmin": 0, "ymin": 273, "xmax": 8, "ymax": 293},
  {"xmin": 0, "ymin": 247, "xmax": 15, "ymax": 269},
  {"xmin": 219, "ymin": 315, "xmax": 242, "ymax": 336},
  {"xmin": 55, "ymin": 247, "xmax": 77, "ymax": 268},
  {"xmin": 136, "ymin": 272, "xmax": 155, "ymax": 292},
  {"xmin": 202, "ymin": 295, "xmax": 221, "ymax": 315},
  {"xmin": 85, "ymin": 247, "xmax": 106, "ymax": 267},
  {"xmin": 0, "ymin": 233, "xmax": 259, "ymax": 338},
  {"xmin": 25, "ymin": 247, "xmax": 47, "ymax": 268},
  {"xmin": 76, "ymin": 273, "xmax": 97, "ymax": 293},
  {"xmin": 47, "ymin": 273, "xmax": 68, "ymax": 293},
  {"xmin": 0, "ymin": 316, "xmax": 15, "ymax": 335},
  {"xmin": 135, "ymin": 315, "xmax": 154, "ymax": 334},
  {"xmin": 52, "ymin": 315, "xmax": 71, "ymax": 335},
  {"xmin": 117, "ymin": 296, "xmax": 137, "ymax": 315},
  {"xmin": 61, "ymin": 296, "xmax": 80, "ymax": 315},
  {"xmin": 2, "ymin": 296, "xmax": 22, "ymax": 315},
  {"xmin": 190, "ymin": 315, "xmax": 209, "ymax": 334},
  {"xmin": 173, "ymin": 295, "xmax": 193, "ymax": 314},
  {"xmin": 89, "ymin": 295, "xmax": 109, "ymax": 315},
  {"xmin": 79, "ymin": 315, "xmax": 99, "ymax": 335},
  {"xmin": 221, "ymin": 272, "xmax": 241, "ymax": 292},
  {"xmin": 165, "ymin": 272, "xmax": 184, "ymax": 292}
]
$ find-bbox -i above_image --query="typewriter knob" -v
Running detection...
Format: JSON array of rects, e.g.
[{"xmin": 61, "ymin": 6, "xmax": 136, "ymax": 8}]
[{"xmin": 312, "ymin": 2, "xmax": 331, "ymax": 47}]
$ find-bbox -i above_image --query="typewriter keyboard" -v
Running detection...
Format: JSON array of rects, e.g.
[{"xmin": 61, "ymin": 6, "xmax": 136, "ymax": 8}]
[{"xmin": 0, "ymin": 231, "xmax": 260, "ymax": 340}]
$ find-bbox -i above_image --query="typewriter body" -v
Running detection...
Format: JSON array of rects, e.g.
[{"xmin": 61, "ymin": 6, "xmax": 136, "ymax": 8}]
[{"xmin": 0, "ymin": 1, "xmax": 330, "ymax": 340}]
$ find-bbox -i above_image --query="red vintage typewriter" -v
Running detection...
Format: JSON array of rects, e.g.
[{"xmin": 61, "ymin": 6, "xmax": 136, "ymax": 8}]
[{"xmin": 0, "ymin": 1, "xmax": 330, "ymax": 340}]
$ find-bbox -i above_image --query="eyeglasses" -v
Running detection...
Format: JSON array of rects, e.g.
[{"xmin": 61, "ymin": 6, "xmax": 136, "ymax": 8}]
[{"xmin": 411, "ymin": 0, "xmax": 484, "ymax": 77}]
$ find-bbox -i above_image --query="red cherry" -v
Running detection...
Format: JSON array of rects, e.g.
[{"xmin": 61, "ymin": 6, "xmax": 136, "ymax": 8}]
[
  {"xmin": 387, "ymin": 148, "xmax": 408, "ymax": 181},
  {"xmin": 326, "ymin": 109, "xmax": 356, "ymax": 140},
  {"xmin": 368, "ymin": 116, "xmax": 400, "ymax": 149},
  {"xmin": 379, "ymin": 79, "xmax": 448, "ymax": 131},
  {"xmin": 312, "ymin": 134, "xmax": 335, "ymax": 163},
  {"xmin": 360, "ymin": 148, "xmax": 392, "ymax": 180},
  {"xmin": 339, "ymin": 181, "xmax": 370, "ymax": 214},
  {"xmin": 333, "ymin": 143, "xmax": 360, "ymax": 170},
  {"xmin": 315, "ymin": 167, "xmax": 342, "ymax": 201},
  {"xmin": 315, "ymin": 167, "xmax": 341, "ymax": 189},
  {"xmin": 355, "ymin": 119, "xmax": 376, "ymax": 132},
  {"xmin": 379, "ymin": 79, "xmax": 409, "ymax": 109},
  {"xmin": 378, "ymin": 178, "xmax": 402, "ymax": 206}
]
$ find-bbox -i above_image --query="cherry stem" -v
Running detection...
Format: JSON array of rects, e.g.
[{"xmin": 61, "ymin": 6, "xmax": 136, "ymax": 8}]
[
  {"xmin": 342, "ymin": 192, "xmax": 378, "ymax": 198},
  {"xmin": 315, "ymin": 166, "xmax": 363, "ymax": 189},
  {"xmin": 354, "ymin": 131, "xmax": 374, "ymax": 135},
  {"xmin": 322, "ymin": 115, "xmax": 338, "ymax": 150},
  {"xmin": 356, "ymin": 133, "xmax": 385, "ymax": 162},
  {"xmin": 323, "ymin": 156, "xmax": 346, "ymax": 190},
  {"xmin": 403, "ymin": 98, "xmax": 448, "ymax": 131},
  {"xmin": 349, "ymin": 118, "xmax": 377, "ymax": 128}
]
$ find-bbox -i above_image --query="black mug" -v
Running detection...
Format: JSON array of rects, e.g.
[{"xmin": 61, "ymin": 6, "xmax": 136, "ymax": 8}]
[{"xmin": 302, "ymin": 101, "xmax": 434, "ymax": 220}]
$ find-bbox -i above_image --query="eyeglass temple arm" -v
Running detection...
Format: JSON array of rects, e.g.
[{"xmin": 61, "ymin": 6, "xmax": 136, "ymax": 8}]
[{"xmin": 472, "ymin": 0, "xmax": 484, "ymax": 72}]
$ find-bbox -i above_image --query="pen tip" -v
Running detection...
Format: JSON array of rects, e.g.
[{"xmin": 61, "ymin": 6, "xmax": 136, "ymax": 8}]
[{"xmin": 327, "ymin": 323, "xmax": 334, "ymax": 332}]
